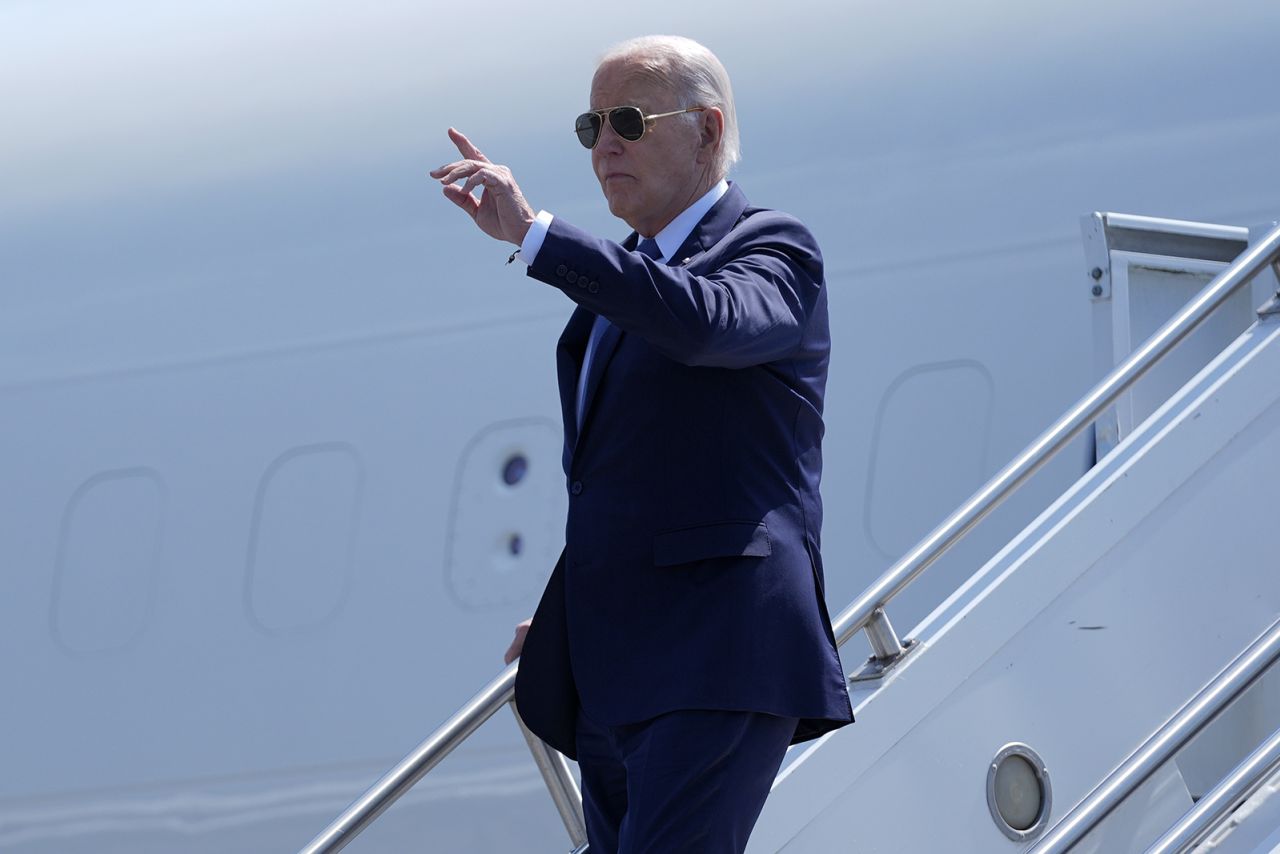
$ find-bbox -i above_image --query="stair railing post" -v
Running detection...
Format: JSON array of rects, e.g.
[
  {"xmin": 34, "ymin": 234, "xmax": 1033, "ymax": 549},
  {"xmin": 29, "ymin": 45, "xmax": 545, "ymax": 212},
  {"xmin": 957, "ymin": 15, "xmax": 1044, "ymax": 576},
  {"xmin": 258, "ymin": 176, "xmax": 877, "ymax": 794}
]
[
  {"xmin": 510, "ymin": 702, "xmax": 588, "ymax": 849},
  {"xmin": 865, "ymin": 607, "xmax": 906, "ymax": 662}
]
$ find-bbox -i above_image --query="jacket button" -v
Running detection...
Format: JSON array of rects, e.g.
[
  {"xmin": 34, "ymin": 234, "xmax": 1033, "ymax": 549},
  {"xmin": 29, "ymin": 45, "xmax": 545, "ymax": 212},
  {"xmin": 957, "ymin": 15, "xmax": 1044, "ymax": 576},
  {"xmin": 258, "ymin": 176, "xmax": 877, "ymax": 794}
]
[
  {"xmin": 570, "ymin": 480, "xmax": 583, "ymax": 495},
  {"xmin": 566, "ymin": 271, "xmax": 578, "ymax": 284},
  {"xmin": 556, "ymin": 264, "xmax": 568, "ymax": 277},
  {"xmin": 588, "ymin": 281, "xmax": 600, "ymax": 293}
]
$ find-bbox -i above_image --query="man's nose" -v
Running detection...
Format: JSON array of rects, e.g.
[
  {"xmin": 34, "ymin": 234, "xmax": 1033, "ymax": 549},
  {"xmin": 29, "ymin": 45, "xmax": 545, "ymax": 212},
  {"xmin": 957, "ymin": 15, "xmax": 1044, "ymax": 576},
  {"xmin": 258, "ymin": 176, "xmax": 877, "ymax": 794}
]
[{"xmin": 595, "ymin": 118, "xmax": 626, "ymax": 154}]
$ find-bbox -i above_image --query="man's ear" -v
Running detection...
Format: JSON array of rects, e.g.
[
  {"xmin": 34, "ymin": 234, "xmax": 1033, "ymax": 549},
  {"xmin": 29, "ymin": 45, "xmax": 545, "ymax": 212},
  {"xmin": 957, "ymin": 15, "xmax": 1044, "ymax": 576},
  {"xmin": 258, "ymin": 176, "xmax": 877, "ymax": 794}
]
[{"xmin": 698, "ymin": 107, "xmax": 725, "ymax": 162}]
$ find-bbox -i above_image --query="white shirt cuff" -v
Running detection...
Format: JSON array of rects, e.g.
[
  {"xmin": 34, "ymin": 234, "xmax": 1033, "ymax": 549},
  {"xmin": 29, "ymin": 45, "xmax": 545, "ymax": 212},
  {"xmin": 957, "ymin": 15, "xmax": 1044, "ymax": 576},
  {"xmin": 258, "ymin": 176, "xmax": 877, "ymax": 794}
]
[{"xmin": 515, "ymin": 210, "xmax": 554, "ymax": 265}]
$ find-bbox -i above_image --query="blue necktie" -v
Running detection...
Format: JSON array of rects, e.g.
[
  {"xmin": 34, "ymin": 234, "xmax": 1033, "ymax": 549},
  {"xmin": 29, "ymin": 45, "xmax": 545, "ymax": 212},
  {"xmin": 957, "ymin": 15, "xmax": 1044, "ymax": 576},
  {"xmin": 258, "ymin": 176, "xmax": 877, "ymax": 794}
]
[
  {"xmin": 634, "ymin": 237, "xmax": 662, "ymax": 260},
  {"xmin": 576, "ymin": 238, "xmax": 663, "ymax": 429}
]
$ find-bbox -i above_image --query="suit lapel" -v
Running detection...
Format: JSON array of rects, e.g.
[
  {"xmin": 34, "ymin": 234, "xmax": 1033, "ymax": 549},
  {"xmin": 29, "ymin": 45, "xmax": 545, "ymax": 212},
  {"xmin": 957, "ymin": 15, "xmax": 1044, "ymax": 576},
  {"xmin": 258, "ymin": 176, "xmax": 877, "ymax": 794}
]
[
  {"xmin": 576, "ymin": 318, "xmax": 622, "ymax": 432},
  {"xmin": 556, "ymin": 308, "xmax": 595, "ymax": 466},
  {"xmin": 569, "ymin": 230, "xmax": 637, "ymax": 454}
]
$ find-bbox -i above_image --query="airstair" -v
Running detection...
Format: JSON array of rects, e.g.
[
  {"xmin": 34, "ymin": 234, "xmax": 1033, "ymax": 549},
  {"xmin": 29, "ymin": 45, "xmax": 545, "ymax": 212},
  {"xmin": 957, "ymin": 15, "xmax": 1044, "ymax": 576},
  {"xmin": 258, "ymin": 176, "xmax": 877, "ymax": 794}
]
[{"xmin": 300, "ymin": 214, "xmax": 1280, "ymax": 853}]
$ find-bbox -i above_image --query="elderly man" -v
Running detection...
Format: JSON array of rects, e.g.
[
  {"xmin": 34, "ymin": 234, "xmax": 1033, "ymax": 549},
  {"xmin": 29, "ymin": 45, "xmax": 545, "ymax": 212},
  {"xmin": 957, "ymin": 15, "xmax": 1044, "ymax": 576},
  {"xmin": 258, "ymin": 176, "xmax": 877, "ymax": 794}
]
[{"xmin": 431, "ymin": 35, "xmax": 853, "ymax": 854}]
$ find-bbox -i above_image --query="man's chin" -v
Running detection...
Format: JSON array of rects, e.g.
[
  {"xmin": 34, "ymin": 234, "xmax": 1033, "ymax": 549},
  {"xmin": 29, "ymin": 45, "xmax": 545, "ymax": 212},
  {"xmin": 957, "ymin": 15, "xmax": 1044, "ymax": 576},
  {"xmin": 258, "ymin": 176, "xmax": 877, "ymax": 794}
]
[{"xmin": 604, "ymin": 194, "xmax": 637, "ymax": 226}]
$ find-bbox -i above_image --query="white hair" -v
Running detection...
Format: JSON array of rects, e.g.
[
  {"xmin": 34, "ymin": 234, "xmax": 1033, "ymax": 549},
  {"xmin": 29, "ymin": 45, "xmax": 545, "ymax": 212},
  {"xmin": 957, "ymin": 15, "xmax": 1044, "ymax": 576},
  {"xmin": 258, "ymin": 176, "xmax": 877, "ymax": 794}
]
[{"xmin": 597, "ymin": 35, "xmax": 740, "ymax": 178}]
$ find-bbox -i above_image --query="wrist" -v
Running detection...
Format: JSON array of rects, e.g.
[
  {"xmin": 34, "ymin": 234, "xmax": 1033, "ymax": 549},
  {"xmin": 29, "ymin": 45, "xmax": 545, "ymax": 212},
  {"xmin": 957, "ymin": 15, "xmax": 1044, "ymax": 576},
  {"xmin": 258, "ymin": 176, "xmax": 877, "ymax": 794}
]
[
  {"xmin": 513, "ymin": 210, "xmax": 553, "ymax": 266},
  {"xmin": 514, "ymin": 215, "xmax": 533, "ymax": 247}
]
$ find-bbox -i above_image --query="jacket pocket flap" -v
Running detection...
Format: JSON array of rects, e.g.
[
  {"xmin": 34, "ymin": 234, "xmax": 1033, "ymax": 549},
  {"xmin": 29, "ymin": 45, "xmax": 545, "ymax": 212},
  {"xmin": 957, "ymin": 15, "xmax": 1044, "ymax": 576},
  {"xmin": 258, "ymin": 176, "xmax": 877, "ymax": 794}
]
[{"xmin": 653, "ymin": 522, "xmax": 772, "ymax": 567}]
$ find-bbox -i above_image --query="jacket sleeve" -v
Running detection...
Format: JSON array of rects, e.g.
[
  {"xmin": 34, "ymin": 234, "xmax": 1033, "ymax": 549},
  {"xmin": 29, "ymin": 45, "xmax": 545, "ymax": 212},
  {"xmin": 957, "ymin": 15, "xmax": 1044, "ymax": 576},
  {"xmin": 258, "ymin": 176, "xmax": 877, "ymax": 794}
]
[{"xmin": 526, "ymin": 212, "xmax": 824, "ymax": 369}]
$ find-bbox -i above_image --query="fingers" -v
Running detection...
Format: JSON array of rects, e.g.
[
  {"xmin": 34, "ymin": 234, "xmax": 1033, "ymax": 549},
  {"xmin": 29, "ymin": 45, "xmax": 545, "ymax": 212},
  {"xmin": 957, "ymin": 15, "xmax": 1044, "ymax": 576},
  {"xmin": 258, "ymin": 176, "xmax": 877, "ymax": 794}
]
[
  {"xmin": 433, "ymin": 161, "xmax": 500, "ymax": 214},
  {"xmin": 433, "ymin": 160, "xmax": 509, "ymax": 200},
  {"xmin": 430, "ymin": 159, "xmax": 482, "ymax": 184},
  {"xmin": 429, "ymin": 129, "xmax": 489, "ymax": 180},
  {"xmin": 503, "ymin": 628, "xmax": 523, "ymax": 664},
  {"xmin": 441, "ymin": 183, "xmax": 479, "ymax": 217},
  {"xmin": 431, "ymin": 160, "xmax": 512, "ymax": 195},
  {"xmin": 449, "ymin": 127, "xmax": 489, "ymax": 163},
  {"xmin": 460, "ymin": 166, "xmax": 503, "ymax": 196},
  {"xmin": 503, "ymin": 619, "xmax": 532, "ymax": 664}
]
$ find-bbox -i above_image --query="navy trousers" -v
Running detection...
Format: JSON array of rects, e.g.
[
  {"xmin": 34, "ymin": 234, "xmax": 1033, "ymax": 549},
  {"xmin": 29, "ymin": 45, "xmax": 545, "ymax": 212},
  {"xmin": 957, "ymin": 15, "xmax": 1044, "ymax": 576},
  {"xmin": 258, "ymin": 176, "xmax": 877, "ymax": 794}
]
[{"xmin": 574, "ymin": 707, "xmax": 798, "ymax": 853}]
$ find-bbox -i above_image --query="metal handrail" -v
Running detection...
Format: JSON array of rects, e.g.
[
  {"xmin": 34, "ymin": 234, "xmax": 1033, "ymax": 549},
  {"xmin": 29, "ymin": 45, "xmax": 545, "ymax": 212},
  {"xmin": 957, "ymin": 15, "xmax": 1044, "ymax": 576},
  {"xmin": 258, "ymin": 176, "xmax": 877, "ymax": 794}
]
[
  {"xmin": 298, "ymin": 664, "xmax": 516, "ymax": 854},
  {"xmin": 512, "ymin": 704, "xmax": 588, "ymax": 844},
  {"xmin": 1145, "ymin": 724, "xmax": 1280, "ymax": 853},
  {"xmin": 298, "ymin": 664, "xmax": 586, "ymax": 854},
  {"xmin": 832, "ymin": 220, "xmax": 1280, "ymax": 657},
  {"xmin": 1027, "ymin": 616, "xmax": 1280, "ymax": 853}
]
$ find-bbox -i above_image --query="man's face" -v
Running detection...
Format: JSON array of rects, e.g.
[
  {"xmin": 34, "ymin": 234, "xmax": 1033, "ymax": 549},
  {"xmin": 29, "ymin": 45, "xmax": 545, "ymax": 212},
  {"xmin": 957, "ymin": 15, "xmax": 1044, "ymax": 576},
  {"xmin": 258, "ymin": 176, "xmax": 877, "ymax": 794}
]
[{"xmin": 588, "ymin": 58, "xmax": 711, "ymax": 238}]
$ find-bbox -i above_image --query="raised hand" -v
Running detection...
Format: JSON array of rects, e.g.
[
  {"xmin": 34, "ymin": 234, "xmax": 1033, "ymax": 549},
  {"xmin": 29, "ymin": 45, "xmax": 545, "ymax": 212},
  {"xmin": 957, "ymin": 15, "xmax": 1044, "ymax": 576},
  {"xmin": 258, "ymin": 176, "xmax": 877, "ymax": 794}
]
[{"xmin": 430, "ymin": 128, "xmax": 536, "ymax": 246}]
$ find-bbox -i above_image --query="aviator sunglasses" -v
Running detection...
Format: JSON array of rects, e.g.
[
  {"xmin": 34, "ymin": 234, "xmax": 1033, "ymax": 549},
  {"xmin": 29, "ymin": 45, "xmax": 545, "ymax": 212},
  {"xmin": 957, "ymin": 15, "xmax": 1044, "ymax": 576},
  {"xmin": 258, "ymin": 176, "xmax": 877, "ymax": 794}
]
[{"xmin": 574, "ymin": 105, "xmax": 706, "ymax": 149}]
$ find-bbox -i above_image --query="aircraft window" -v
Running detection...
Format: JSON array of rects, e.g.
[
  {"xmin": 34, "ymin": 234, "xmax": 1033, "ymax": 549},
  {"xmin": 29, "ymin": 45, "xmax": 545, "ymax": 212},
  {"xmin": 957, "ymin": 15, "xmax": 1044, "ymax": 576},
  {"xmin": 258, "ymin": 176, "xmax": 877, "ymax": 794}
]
[
  {"xmin": 246, "ymin": 443, "xmax": 363, "ymax": 634},
  {"xmin": 52, "ymin": 468, "xmax": 165, "ymax": 654}
]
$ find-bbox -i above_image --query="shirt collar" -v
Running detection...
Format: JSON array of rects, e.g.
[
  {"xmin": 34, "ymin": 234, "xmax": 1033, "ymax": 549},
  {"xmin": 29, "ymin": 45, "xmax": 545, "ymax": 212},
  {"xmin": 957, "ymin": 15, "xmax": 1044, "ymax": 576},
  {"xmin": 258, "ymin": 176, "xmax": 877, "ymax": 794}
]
[{"xmin": 650, "ymin": 179, "xmax": 729, "ymax": 262}]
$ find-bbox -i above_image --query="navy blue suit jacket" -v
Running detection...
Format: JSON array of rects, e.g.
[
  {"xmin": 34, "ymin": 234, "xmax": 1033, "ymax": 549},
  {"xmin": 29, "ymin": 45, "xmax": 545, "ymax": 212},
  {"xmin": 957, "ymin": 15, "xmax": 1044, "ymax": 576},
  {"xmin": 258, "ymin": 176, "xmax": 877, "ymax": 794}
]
[{"xmin": 513, "ymin": 184, "xmax": 854, "ymax": 759}]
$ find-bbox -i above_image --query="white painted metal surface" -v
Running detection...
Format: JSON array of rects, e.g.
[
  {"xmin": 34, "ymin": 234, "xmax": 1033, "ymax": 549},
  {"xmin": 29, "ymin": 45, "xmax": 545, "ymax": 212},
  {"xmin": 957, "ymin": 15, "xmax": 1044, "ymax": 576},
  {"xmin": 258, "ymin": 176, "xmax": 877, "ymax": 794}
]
[{"xmin": 752, "ymin": 311, "xmax": 1280, "ymax": 852}]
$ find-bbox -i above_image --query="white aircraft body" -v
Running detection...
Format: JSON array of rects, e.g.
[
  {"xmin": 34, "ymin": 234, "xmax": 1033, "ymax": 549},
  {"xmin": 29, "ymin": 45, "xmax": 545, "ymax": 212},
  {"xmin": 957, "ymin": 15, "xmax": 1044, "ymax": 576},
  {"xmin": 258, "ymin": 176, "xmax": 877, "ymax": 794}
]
[{"xmin": 3, "ymin": 1, "xmax": 1279, "ymax": 851}]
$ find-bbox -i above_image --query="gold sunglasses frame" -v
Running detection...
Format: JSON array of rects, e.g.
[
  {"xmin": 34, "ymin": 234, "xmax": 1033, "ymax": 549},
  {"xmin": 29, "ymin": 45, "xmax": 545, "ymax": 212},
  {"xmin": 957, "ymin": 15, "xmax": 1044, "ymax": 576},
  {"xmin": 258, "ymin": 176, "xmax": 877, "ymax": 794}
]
[{"xmin": 574, "ymin": 106, "xmax": 706, "ymax": 149}]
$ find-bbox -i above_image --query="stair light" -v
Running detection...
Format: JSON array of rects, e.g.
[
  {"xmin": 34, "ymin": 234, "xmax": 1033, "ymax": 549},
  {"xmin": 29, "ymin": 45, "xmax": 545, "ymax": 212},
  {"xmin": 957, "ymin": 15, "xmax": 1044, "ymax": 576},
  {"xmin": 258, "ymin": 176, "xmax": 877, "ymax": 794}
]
[{"xmin": 987, "ymin": 743, "xmax": 1052, "ymax": 841}]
